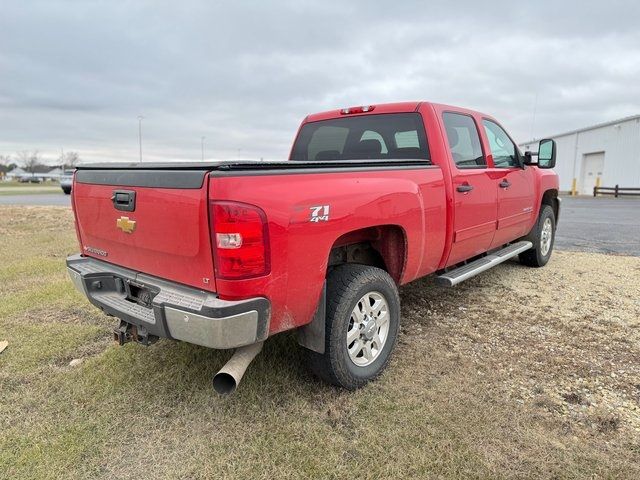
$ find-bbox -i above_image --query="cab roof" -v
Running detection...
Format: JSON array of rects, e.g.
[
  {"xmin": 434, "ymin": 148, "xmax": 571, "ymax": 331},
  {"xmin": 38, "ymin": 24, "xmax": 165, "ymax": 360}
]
[{"xmin": 304, "ymin": 101, "xmax": 490, "ymax": 123}]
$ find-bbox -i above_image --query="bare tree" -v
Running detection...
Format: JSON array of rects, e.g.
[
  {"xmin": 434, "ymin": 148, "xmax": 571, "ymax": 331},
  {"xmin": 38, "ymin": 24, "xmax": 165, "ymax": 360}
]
[
  {"xmin": 16, "ymin": 151, "xmax": 30, "ymax": 171},
  {"xmin": 17, "ymin": 150, "xmax": 41, "ymax": 173},
  {"xmin": 64, "ymin": 151, "xmax": 80, "ymax": 168},
  {"xmin": 0, "ymin": 155, "xmax": 11, "ymax": 178}
]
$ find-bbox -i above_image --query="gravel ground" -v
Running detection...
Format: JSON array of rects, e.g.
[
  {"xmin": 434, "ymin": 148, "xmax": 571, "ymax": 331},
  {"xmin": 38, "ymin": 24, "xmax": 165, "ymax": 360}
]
[{"xmin": 402, "ymin": 250, "xmax": 640, "ymax": 439}]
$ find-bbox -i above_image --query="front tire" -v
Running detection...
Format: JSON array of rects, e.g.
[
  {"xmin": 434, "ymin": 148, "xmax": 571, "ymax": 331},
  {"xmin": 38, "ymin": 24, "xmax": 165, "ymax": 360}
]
[
  {"xmin": 306, "ymin": 264, "xmax": 400, "ymax": 390},
  {"xmin": 62, "ymin": 187, "xmax": 71, "ymax": 195},
  {"xmin": 519, "ymin": 204, "xmax": 556, "ymax": 267}
]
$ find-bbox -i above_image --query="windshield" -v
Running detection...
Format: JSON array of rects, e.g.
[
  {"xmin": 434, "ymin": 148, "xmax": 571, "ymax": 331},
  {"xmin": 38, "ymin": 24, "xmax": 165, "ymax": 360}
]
[{"xmin": 290, "ymin": 113, "xmax": 430, "ymax": 161}]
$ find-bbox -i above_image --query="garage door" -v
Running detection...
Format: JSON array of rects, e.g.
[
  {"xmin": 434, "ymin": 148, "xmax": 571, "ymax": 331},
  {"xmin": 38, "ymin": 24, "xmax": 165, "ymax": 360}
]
[{"xmin": 581, "ymin": 152, "xmax": 605, "ymax": 195}]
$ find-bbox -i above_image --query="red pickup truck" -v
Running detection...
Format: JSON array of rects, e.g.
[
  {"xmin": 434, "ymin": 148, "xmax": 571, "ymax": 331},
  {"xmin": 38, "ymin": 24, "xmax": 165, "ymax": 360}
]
[{"xmin": 67, "ymin": 101, "xmax": 559, "ymax": 393}]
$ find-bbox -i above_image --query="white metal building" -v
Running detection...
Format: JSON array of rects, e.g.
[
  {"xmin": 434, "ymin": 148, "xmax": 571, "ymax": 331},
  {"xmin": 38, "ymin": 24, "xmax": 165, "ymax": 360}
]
[{"xmin": 520, "ymin": 115, "xmax": 640, "ymax": 194}]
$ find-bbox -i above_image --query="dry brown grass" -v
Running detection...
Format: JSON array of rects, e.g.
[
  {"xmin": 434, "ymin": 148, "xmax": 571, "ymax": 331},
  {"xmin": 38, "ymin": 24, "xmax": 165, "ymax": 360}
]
[{"xmin": 1, "ymin": 206, "xmax": 639, "ymax": 479}]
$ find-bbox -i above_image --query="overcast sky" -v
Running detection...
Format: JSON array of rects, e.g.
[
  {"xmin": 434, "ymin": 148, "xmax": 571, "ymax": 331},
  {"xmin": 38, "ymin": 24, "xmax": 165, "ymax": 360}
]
[{"xmin": 1, "ymin": 0, "xmax": 639, "ymax": 164}]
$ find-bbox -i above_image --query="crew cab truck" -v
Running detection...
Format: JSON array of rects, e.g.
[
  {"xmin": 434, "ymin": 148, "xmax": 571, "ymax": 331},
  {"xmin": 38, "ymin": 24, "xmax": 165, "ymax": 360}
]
[{"xmin": 67, "ymin": 102, "xmax": 559, "ymax": 393}]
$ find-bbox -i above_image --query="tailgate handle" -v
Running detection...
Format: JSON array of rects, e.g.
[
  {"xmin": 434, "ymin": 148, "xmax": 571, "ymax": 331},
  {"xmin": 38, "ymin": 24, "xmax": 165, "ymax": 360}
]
[{"xmin": 111, "ymin": 190, "xmax": 136, "ymax": 212}]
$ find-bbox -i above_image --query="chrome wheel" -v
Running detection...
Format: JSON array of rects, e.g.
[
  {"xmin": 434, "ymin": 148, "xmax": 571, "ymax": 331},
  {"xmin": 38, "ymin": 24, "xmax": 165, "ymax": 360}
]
[
  {"xmin": 346, "ymin": 291, "xmax": 390, "ymax": 367},
  {"xmin": 540, "ymin": 217, "xmax": 553, "ymax": 256}
]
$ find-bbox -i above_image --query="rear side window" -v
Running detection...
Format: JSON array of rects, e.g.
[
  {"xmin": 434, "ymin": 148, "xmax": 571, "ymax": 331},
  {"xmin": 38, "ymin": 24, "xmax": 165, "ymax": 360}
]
[
  {"xmin": 442, "ymin": 112, "xmax": 485, "ymax": 168},
  {"xmin": 290, "ymin": 113, "xmax": 430, "ymax": 161}
]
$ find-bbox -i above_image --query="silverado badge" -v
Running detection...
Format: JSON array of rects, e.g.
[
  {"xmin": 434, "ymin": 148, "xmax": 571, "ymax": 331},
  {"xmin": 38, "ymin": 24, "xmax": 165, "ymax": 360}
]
[{"xmin": 116, "ymin": 216, "xmax": 136, "ymax": 234}]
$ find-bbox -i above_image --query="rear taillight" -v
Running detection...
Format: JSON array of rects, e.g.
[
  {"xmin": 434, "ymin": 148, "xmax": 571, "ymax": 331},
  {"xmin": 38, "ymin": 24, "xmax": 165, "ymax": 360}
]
[{"xmin": 209, "ymin": 201, "xmax": 270, "ymax": 280}]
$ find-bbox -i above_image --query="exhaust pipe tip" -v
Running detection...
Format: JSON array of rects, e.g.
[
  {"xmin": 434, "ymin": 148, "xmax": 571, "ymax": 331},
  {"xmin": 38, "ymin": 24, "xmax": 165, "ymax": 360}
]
[
  {"xmin": 212, "ymin": 341, "xmax": 263, "ymax": 395},
  {"xmin": 212, "ymin": 372, "xmax": 237, "ymax": 395}
]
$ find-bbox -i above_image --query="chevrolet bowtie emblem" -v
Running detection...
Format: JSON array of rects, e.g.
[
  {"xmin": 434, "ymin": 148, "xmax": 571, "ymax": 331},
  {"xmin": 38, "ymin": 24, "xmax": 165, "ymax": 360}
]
[{"xmin": 116, "ymin": 216, "xmax": 136, "ymax": 234}]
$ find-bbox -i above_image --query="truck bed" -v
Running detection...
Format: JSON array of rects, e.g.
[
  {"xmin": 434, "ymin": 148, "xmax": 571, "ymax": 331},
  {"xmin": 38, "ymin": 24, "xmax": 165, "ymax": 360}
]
[
  {"xmin": 75, "ymin": 158, "xmax": 430, "ymax": 171},
  {"xmin": 72, "ymin": 158, "xmax": 445, "ymax": 334}
]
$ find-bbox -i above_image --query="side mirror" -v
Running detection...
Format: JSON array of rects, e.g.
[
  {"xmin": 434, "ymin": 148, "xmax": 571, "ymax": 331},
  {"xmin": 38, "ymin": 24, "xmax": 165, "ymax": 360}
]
[
  {"xmin": 523, "ymin": 151, "xmax": 534, "ymax": 165},
  {"xmin": 537, "ymin": 139, "xmax": 556, "ymax": 169}
]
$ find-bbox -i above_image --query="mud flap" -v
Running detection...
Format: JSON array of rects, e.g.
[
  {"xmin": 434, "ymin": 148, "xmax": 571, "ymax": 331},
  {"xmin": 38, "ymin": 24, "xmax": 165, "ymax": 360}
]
[{"xmin": 297, "ymin": 283, "xmax": 326, "ymax": 354}]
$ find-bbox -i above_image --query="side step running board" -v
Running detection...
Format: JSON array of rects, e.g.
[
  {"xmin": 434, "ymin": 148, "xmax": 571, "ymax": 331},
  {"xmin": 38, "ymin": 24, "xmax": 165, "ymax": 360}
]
[{"xmin": 435, "ymin": 241, "xmax": 533, "ymax": 287}]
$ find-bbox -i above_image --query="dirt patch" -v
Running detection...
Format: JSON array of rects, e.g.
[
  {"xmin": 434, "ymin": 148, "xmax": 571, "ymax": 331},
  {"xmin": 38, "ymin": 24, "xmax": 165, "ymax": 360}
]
[{"xmin": 399, "ymin": 251, "xmax": 640, "ymax": 440}]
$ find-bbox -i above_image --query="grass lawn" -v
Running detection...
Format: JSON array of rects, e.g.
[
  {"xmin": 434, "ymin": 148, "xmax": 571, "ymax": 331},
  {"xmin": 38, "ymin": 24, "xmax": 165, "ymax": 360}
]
[
  {"xmin": 0, "ymin": 182, "xmax": 62, "ymax": 195},
  {"xmin": 1, "ymin": 206, "xmax": 639, "ymax": 479}
]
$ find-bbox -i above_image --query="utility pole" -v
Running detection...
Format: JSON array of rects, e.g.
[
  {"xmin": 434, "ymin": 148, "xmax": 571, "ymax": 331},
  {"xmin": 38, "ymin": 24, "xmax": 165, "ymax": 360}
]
[
  {"xmin": 137, "ymin": 115, "xmax": 144, "ymax": 162},
  {"xmin": 201, "ymin": 136, "xmax": 206, "ymax": 161},
  {"xmin": 529, "ymin": 92, "xmax": 538, "ymax": 140}
]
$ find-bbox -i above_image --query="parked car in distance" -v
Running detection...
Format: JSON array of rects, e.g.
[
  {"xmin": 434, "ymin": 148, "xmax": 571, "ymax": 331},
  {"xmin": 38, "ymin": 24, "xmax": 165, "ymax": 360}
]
[
  {"xmin": 60, "ymin": 170, "xmax": 74, "ymax": 194},
  {"xmin": 19, "ymin": 175, "xmax": 42, "ymax": 183},
  {"xmin": 67, "ymin": 101, "xmax": 559, "ymax": 394}
]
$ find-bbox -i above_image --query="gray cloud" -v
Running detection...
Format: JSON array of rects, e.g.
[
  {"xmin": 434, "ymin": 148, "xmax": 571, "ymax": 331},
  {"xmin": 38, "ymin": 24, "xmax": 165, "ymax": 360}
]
[{"xmin": 1, "ymin": 0, "xmax": 639, "ymax": 163}]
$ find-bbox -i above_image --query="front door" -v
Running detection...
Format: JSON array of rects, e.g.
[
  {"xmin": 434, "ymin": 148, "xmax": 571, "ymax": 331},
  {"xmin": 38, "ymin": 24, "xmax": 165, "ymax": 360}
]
[
  {"xmin": 482, "ymin": 119, "xmax": 536, "ymax": 248},
  {"xmin": 442, "ymin": 112, "xmax": 497, "ymax": 266}
]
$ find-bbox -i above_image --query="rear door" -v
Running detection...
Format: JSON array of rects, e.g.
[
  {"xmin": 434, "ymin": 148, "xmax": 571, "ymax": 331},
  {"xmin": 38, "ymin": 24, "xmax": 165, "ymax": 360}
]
[
  {"xmin": 442, "ymin": 112, "xmax": 497, "ymax": 266},
  {"xmin": 72, "ymin": 168, "xmax": 216, "ymax": 292},
  {"xmin": 481, "ymin": 119, "xmax": 536, "ymax": 248}
]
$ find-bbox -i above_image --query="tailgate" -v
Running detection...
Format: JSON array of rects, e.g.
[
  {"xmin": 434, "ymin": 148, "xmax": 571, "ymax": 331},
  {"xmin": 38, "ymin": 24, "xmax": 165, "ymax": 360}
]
[{"xmin": 72, "ymin": 168, "xmax": 216, "ymax": 292}]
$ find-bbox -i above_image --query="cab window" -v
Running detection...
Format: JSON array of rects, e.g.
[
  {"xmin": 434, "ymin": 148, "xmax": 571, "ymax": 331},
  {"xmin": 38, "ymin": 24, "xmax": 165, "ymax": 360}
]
[
  {"xmin": 442, "ymin": 112, "xmax": 485, "ymax": 168},
  {"xmin": 360, "ymin": 130, "xmax": 388, "ymax": 154},
  {"xmin": 290, "ymin": 113, "xmax": 430, "ymax": 161},
  {"xmin": 306, "ymin": 125, "xmax": 349, "ymax": 161},
  {"xmin": 395, "ymin": 130, "xmax": 420, "ymax": 149},
  {"xmin": 482, "ymin": 119, "xmax": 519, "ymax": 168}
]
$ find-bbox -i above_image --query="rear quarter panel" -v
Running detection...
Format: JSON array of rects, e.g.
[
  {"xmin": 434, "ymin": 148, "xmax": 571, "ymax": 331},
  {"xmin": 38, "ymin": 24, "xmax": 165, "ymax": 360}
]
[{"xmin": 210, "ymin": 167, "xmax": 446, "ymax": 334}]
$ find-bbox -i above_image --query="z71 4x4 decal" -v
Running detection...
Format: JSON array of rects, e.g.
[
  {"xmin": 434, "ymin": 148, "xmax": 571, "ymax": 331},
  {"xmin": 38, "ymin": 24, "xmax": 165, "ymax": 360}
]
[{"xmin": 309, "ymin": 205, "xmax": 330, "ymax": 222}]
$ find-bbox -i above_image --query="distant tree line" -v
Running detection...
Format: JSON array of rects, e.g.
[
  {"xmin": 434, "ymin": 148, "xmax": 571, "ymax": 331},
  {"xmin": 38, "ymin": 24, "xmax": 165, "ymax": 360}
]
[{"xmin": 0, "ymin": 150, "xmax": 81, "ymax": 174}]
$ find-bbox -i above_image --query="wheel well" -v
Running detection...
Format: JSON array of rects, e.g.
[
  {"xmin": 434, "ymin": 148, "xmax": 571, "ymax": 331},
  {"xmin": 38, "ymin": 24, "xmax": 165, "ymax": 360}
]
[
  {"xmin": 328, "ymin": 225, "xmax": 406, "ymax": 283},
  {"xmin": 541, "ymin": 189, "xmax": 559, "ymax": 220}
]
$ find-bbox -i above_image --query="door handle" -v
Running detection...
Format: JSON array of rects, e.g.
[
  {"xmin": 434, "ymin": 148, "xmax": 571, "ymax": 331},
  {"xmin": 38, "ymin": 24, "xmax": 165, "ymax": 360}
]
[
  {"xmin": 456, "ymin": 184, "xmax": 474, "ymax": 193},
  {"xmin": 499, "ymin": 180, "xmax": 511, "ymax": 189}
]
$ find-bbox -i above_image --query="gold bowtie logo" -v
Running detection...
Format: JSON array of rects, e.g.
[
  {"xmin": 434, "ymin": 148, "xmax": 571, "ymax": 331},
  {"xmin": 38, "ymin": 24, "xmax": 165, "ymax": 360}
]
[{"xmin": 116, "ymin": 216, "xmax": 136, "ymax": 234}]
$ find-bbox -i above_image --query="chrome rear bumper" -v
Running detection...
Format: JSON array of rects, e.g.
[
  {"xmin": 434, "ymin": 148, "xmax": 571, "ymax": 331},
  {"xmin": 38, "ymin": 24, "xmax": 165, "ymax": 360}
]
[{"xmin": 66, "ymin": 254, "xmax": 270, "ymax": 349}]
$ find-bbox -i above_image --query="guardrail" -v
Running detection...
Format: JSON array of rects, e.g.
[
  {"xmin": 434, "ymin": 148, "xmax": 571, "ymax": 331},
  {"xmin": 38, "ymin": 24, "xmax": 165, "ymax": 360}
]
[{"xmin": 593, "ymin": 185, "xmax": 640, "ymax": 197}]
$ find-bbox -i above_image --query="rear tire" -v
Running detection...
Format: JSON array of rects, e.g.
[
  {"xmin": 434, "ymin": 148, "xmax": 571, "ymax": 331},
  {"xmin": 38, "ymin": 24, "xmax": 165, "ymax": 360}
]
[
  {"xmin": 519, "ymin": 204, "xmax": 555, "ymax": 267},
  {"xmin": 306, "ymin": 264, "xmax": 400, "ymax": 390},
  {"xmin": 62, "ymin": 187, "xmax": 71, "ymax": 195}
]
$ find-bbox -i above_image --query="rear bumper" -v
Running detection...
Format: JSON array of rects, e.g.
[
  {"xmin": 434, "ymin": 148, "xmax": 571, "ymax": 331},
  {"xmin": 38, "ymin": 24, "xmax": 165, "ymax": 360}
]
[{"xmin": 66, "ymin": 254, "xmax": 270, "ymax": 349}]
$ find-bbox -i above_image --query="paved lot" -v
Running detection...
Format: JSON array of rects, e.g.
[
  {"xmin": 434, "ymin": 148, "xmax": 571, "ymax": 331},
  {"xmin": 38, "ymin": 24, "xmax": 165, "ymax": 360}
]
[
  {"xmin": 0, "ymin": 193, "xmax": 637, "ymax": 255},
  {"xmin": 0, "ymin": 193, "xmax": 71, "ymax": 206},
  {"xmin": 556, "ymin": 196, "xmax": 640, "ymax": 256}
]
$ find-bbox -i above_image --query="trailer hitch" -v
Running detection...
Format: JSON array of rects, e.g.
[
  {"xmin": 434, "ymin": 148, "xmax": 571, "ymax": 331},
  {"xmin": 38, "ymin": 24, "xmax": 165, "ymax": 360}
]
[{"xmin": 113, "ymin": 320, "xmax": 158, "ymax": 346}]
